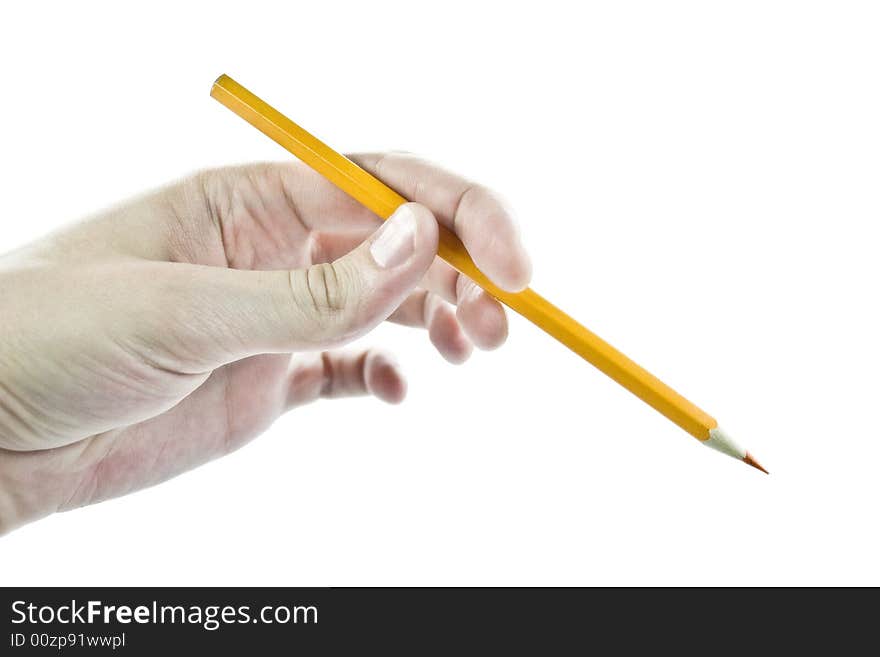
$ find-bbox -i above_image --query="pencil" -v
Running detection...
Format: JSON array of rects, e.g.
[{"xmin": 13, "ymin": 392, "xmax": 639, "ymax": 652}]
[{"xmin": 210, "ymin": 74, "xmax": 767, "ymax": 473}]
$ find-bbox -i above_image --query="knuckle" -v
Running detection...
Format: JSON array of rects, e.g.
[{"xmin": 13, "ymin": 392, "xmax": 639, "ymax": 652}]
[
  {"xmin": 450, "ymin": 183, "xmax": 483, "ymax": 230},
  {"xmin": 307, "ymin": 262, "xmax": 346, "ymax": 313},
  {"xmin": 288, "ymin": 261, "xmax": 359, "ymax": 339},
  {"xmin": 461, "ymin": 183, "xmax": 505, "ymax": 217},
  {"xmin": 286, "ymin": 260, "xmax": 364, "ymax": 346},
  {"xmin": 455, "ymin": 271, "xmax": 482, "ymax": 303}
]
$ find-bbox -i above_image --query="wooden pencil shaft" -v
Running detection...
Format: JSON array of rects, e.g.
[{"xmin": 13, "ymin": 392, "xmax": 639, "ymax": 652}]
[{"xmin": 210, "ymin": 75, "xmax": 718, "ymax": 440}]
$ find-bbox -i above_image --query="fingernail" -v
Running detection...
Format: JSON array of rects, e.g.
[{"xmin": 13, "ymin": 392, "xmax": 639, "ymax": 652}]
[{"xmin": 370, "ymin": 205, "xmax": 417, "ymax": 269}]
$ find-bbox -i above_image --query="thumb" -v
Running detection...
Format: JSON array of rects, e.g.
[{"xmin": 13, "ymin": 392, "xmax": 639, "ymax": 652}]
[
  {"xmin": 285, "ymin": 202, "xmax": 439, "ymax": 349},
  {"xmin": 155, "ymin": 203, "xmax": 438, "ymax": 367}
]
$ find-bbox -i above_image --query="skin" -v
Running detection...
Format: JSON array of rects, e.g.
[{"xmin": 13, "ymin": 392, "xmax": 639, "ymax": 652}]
[{"xmin": 0, "ymin": 153, "xmax": 531, "ymax": 535}]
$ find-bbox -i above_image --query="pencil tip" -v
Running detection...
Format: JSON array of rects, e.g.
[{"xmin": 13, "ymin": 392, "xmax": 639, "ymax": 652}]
[{"xmin": 743, "ymin": 452, "xmax": 769, "ymax": 474}]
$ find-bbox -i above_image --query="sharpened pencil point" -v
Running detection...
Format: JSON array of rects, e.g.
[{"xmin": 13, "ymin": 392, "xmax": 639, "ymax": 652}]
[{"xmin": 743, "ymin": 452, "xmax": 769, "ymax": 474}]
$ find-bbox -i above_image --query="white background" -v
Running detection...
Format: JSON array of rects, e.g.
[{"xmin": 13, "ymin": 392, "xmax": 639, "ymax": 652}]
[{"xmin": 1, "ymin": 1, "xmax": 878, "ymax": 585}]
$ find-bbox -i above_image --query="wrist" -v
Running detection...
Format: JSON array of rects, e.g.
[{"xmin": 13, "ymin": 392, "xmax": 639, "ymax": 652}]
[
  {"xmin": 0, "ymin": 451, "xmax": 55, "ymax": 536},
  {"xmin": 0, "ymin": 464, "xmax": 25, "ymax": 535}
]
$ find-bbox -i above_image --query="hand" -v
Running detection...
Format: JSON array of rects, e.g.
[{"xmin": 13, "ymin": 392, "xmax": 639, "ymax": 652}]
[{"xmin": 0, "ymin": 154, "xmax": 531, "ymax": 534}]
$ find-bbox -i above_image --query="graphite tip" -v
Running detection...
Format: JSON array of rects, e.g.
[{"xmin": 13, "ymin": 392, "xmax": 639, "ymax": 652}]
[{"xmin": 743, "ymin": 452, "xmax": 769, "ymax": 475}]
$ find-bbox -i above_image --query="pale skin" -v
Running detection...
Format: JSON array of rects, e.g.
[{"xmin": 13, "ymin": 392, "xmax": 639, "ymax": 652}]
[{"xmin": 0, "ymin": 154, "xmax": 531, "ymax": 535}]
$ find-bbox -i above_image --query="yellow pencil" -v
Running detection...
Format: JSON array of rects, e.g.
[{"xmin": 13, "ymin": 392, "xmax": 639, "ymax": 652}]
[{"xmin": 210, "ymin": 74, "xmax": 767, "ymax": 473}]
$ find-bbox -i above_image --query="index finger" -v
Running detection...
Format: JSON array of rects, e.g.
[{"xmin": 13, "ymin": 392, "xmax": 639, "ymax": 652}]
[{"xmin": 349, "ymin": 153, "xmax": 532, "ymax": 292}]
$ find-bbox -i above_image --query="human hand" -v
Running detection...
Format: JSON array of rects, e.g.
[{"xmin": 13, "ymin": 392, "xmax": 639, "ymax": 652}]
[{"xmin": 0, "ymin": 154, "xmax": 531, "ymax": 534}]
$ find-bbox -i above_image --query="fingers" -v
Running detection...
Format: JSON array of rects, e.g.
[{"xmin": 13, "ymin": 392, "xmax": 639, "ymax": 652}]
[
  {"xmin": 317, "ymin": 232, "xmax": 509, "ymax": 354},
  {"xmin": 421, "ymin": 259, "xmax": 508, "ymax": 350},
  {"xmin": 389, "ymin": 291, "xmax": 473, "ymax": 363},
  {"xmin": 51, "ymin": 350, "xmax": 405, "ymax": 511},
  {"xmin": 147, "ymin": 203, "xmax": 438, "ymax": 370},
  {"xmin": 349, "ymin": 152, "xmax": 533, "ymax": 292},
  {"xmin": 287, "ymin": 349, "xmax": 406, "ymax": 408}
]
